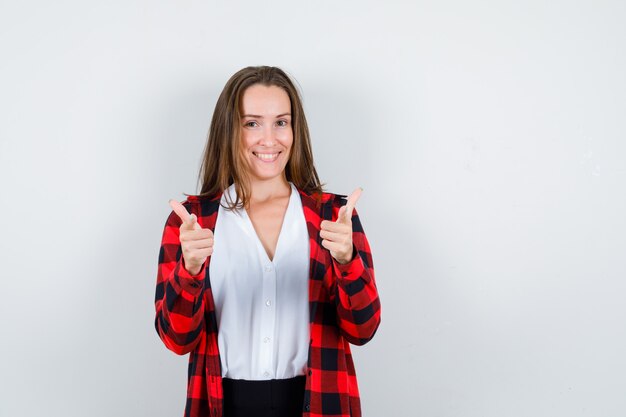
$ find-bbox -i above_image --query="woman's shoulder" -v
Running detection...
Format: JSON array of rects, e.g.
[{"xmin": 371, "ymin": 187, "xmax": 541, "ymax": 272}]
[
  {"xmin": 180, "ymin": 191, "xmax": 223, "ymax": 204},
  {"xmin": 328, "ymin": 191, "xmax": 348, "ymax": 206},
  {"xmin": 294, "ymin": 185, "xmax": 347, "ymax": 207},
  {"xmin": 167, "ymin": 192, "xmax": 222, "ymax": 217}
]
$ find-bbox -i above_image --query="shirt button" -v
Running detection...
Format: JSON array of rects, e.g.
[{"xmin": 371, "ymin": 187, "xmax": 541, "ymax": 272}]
[
  {"xmin": 263, "ymin": 337, "xmax": 270, "ymax": 343},
  {"xmin": 265, "ymin": 265, "xmax": 273, "ymax": 272},
  {"xmin": 263, "ymin": 371, "xmax": 270, "ymax": 377},
  {"xmin": 265, "ymin": 299, "xmax": 272, "ymax": 307}
]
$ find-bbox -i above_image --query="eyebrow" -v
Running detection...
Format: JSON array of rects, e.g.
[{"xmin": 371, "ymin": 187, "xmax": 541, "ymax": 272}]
[{"xmin": 241, "ymin": 113, "xmax": 291, "ymax": 118}]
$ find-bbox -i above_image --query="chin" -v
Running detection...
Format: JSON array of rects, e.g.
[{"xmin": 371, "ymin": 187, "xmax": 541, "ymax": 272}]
[
  {"xmin": 249, "ymin": 167, "xmax": 288, "ymax": 182},
  {"xmin": 252, "ymin": 172, "xmax": 286, "ymax": 181}
]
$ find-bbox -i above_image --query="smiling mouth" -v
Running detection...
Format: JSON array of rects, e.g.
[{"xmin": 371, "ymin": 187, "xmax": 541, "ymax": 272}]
[{"xmin": 252, "ymin": 151, "xmax": 281, "ymax": 162}]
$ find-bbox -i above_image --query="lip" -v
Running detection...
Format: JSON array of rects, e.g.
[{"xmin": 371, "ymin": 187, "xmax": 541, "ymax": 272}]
[{"xmin": 252, "ymin": 151, "xmax": 281, "ymax": 163}]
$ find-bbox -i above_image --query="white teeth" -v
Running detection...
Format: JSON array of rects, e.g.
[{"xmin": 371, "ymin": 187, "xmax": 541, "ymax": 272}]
[{"xmin": 254, "ymin": 152, "xmax": 279, "ymax": 161}]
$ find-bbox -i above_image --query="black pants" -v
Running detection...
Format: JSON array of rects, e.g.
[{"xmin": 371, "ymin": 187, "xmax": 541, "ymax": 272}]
[{"xmin": 222, "ymin": 375, "xmax": 306, "ymax": 417}]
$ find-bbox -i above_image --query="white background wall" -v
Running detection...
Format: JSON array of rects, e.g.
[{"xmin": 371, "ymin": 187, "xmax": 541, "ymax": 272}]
[{"xmin": 1, "ymin": 1, "xmax": 625, "ymax": 416}]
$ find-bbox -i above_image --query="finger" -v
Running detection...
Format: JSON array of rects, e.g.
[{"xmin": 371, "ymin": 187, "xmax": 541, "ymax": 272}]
[
  {"xmin": 336, "ymin": 205, "xmax": 346, "ymax": 223},
  {"xmin": 319, "ymin": 229, "xmax": 348, "ymax": 243},
  {"xmin": 182, "ymin": 237, "xmax": 214, "ymax": 250},
  {"xmin": 340, "ymin": 187, "xmax": 363, "ymax": 222},
  {"xmin": 321, "ymin": 219, "xmax": 350, "ymax": 233},
  {"xmin": 169, "ymin": 199, "xmax": 191, "ymax": 222},
  {"xmin": 169, "ymin": 199, "xmax": 201, "ymax": 230},
  {"xmin": 180, "ymin": 230, "xmax": 214, "ymax": 245},
  {"xmin": 189, "ymin": 213, "xmax": 202, "ymax": 230},
  {"xmin": 194, "ymin": 228, "xmax": 213, "ymax": 239},
  {"xmin": 321, "ymin": 239, "xmax": 344, "ymax": 253},
  {"xmin": 180, "ymin": 228, "xmax": 214, "ymax": 242}
]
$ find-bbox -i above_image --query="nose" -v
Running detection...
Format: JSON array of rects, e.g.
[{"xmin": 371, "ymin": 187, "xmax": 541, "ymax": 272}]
[{"xmin": 259, "ymin": 125, "xmax": 276, "ymax": 146}]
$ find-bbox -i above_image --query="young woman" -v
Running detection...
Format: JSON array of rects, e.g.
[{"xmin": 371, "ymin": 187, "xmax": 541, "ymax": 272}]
[{"xmin": 154, "ymin": 66, "xmax": 381, "ymax": 417}]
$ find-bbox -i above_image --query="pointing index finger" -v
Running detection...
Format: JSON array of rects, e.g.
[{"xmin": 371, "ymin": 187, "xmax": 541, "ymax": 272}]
[
  {"xmin": 169, "ymin": 198, "xmax": 202, "ymax": 231},
  {"xmin": 169, "ymin": 199, "xmax": 191, "ymax": 222}
]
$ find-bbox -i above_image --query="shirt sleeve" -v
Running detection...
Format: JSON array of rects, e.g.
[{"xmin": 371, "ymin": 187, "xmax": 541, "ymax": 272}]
[
  {"xmin": 329, "ymin": 202, "xmax": 381, "ymax": 346},
  {"xmin": 154, "ymin": 205, "xmax": 207, "ymax": 355}
]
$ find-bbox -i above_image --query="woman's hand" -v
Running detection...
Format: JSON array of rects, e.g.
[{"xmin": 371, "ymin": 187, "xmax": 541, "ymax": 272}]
[
  {"xmin": 320, "ymin": 187, "xmax": 362, "ymax": 265},
  {"xmin": 168, "ymin": 199, "xmax": 214, "ymax": 275}
]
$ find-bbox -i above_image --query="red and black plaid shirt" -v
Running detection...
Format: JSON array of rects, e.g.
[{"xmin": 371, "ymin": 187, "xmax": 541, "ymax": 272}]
[{"xmin": 154, "ymin": 186, "xmax": 381, "ymax": 417}]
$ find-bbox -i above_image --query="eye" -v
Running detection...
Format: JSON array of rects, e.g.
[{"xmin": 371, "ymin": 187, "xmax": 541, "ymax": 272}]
[
  {"xmin": 277, "ymin": 119, "xmax": 289, "ymax": 127},
  {"xmin": 244, "ymin": 121, "xmax": 258, "ymax": 127}
]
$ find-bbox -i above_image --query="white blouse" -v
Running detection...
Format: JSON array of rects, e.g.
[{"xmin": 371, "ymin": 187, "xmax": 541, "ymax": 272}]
[{"xmin": 208, "ymin": 181, "xmax": 311, "ymax": 380}]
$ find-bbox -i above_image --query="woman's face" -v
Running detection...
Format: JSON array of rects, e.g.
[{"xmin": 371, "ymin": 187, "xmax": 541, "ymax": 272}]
[{"xmin": 239, "ymin": 83, "xmax": 293, "ymax": 183}]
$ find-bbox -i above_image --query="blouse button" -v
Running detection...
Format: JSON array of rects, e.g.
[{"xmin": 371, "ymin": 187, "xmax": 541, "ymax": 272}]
[{"xmin": 265, "ymin": 299, "xmax": 272, "ymax": 307}]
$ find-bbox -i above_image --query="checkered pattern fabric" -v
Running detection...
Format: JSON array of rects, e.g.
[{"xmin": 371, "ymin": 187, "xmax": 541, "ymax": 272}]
[{"xmin": 154, "ymin": 186, "xmax": 381, "ymax": 417}]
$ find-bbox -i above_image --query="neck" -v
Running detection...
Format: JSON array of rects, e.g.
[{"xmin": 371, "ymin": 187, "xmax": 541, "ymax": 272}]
[{"xmin": 248, "ymin": 175, "xmax": 291, "ymax": 203}]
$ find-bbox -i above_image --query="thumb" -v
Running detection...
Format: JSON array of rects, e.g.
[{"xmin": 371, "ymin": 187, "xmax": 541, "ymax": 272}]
[
  {"xmin": 336, "ymin": 204, "xmax": 348, "ymax": 223},
  {"xmin": 188, "ymin": 213, "xmax": 202, "ymax": 231}
]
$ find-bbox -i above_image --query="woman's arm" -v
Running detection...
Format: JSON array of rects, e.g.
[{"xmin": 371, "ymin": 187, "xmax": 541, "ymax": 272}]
[
  {"xmin": 329, "ymin": 204, "xmax": 381, "ymax": 345},
  {"xmin": 154, "ymin": 207, "xmax": 207, "ymax": 355}
]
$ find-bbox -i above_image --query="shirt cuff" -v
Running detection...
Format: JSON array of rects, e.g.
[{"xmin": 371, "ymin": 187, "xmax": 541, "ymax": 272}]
[
  {"xmin": 332, "ymin": 244, "xmax": 368, "ymax": 284},
  {"xmin": 176, "ymin": 258, "xmax": 206, "ymax": 294}
]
